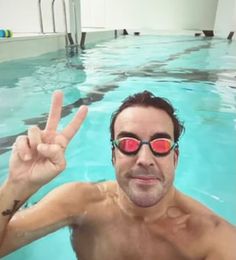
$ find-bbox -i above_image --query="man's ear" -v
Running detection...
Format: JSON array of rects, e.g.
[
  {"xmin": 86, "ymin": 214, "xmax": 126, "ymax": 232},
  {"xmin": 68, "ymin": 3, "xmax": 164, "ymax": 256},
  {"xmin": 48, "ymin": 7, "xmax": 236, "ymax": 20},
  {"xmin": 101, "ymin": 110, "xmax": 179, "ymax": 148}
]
[{"xmin": 112, "ymin": 149, "xmax": 116, "ymax": 165}]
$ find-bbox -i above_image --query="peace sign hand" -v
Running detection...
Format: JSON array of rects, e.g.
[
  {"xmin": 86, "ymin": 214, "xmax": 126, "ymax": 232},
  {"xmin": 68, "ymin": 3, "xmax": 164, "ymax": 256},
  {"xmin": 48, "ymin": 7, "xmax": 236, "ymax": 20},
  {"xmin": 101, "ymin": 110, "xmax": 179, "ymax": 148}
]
[{"xmin": 8, "ymin": 91, "xmax": 88, "ymax": 190}]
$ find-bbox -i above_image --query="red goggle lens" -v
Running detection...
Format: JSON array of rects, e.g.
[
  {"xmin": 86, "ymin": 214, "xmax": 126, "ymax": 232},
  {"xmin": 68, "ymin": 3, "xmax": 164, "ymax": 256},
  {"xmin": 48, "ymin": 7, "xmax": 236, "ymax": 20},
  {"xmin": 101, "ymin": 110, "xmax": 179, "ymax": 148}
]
[
  {"xmin": 114, "ymin": 137, "xmax": 175, "ymax": 155},
  {"xmin": 118, "ymin": 138, "xmax": 140, "ymax": 153},
  {"xmin": 150, "ymin": 139, "xmax": 172, "ymax": 153}
]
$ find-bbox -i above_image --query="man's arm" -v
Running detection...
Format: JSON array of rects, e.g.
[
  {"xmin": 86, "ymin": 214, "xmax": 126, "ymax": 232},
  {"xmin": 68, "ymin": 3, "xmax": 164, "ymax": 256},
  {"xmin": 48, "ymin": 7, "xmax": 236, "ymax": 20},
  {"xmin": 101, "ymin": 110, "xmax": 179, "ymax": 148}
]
[
  {"xmin": 0, "ymin": 180, "xmax": 38, "ymax": 245},
  {"xmin": 0, "ymin": 182, "xmax": 96, "ymax": 257},
  {"xmin": 0, "ymin": 91, "xmax": 88, "ymax": 248}
]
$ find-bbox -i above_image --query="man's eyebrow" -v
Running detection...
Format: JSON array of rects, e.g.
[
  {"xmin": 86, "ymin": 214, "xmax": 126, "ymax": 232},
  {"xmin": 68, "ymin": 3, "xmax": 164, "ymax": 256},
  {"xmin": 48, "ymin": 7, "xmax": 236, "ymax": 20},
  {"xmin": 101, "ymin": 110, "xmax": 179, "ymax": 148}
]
[
  {"xmin": 150, "ymin": 133, "xmax": 172, "ymax": 140},
  {"xmin": 115, "ymin": 132, "xmax": 172, "ymax": 140},
  {"xmin": 116, "ymin": 131, "xmax": 139, "ymax": 139}
]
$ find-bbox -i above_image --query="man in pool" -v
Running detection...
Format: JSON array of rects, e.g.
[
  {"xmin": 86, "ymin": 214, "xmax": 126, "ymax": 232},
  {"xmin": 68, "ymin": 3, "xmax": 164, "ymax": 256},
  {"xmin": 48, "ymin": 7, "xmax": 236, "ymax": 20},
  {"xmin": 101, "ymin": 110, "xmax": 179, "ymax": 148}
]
[{"xmin": 0, "ymin": 90, "xmax": 235, "ymax": 259}]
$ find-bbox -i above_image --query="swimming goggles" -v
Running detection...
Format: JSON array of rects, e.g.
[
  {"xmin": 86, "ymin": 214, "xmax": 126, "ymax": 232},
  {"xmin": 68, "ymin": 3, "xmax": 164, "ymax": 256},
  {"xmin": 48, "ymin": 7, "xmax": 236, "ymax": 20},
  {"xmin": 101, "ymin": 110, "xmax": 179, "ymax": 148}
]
[{"xmin": 112, "ymin": 137, "xmax": 177, "ymax": 156}]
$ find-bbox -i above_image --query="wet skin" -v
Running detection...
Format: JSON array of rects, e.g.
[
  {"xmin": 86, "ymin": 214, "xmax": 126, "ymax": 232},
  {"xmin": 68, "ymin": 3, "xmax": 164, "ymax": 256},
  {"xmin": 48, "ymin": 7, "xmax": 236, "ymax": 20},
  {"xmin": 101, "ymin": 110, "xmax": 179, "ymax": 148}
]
[
  {"xmin": 69, "ymin": 106, "xmax": 235, "ymax": 260},
  {"xmin": 0, "ymin": 95, "xmax": 235, "ymax": 259},
  {"xmin": 69, "ymin": 181, "xmax": 233, "ymax": 260}
]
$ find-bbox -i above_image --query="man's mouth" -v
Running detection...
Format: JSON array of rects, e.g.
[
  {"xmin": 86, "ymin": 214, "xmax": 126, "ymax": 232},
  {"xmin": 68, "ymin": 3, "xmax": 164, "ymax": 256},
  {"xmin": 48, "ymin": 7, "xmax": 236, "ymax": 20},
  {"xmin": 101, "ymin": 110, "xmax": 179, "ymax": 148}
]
[{"xmin": 130, "ymin": 176, "xmax": 160, "ymax": 185}]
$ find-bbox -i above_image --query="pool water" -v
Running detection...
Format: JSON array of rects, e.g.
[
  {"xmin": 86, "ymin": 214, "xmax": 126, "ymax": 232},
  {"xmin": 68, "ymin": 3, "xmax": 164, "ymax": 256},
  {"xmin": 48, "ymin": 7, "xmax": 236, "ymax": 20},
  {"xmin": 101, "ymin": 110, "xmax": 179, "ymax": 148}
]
[{"xmin": 1, "ymin": 35, "xmax": 236, "ymax": 259}]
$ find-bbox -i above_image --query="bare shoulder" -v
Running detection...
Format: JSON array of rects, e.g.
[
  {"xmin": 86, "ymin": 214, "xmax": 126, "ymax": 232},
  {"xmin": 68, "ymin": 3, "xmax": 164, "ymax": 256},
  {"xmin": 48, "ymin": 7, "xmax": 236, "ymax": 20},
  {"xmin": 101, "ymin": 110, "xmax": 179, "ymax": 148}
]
[
  {"xmin": 174, "ymin": 190, "xmax": 236, "ymax": 235},
  {"xmin": 174, "ymin": 189, "xmax": 235, "ymax": 233},
  {"xmin": 94, "ymin": 180, "xmax": 117, "ymax": 195},
  {"xmin": 172, "ymin": 190, "xmax": 236, "ymax": 258},
  {"xmin": 71, "ymin": 180, "xmax": 117, "ymax": 200},
  {"xmin": 62, "ymin": 180, "xmax": 118, "ymax": 213},
  {"xmin": 205, "ymin": 218, "xmax": 236, "ymax": 259},
  {"xmin": 37, "ymin": 181, "xmax": 103, "ymax": 204},
  {"xmin": 48, "ymin": 181, "xmax": 114, "ymax": 212},
  {"xmin": 174, "ymin": 189, "xmax": 215, "ymax": 215}
]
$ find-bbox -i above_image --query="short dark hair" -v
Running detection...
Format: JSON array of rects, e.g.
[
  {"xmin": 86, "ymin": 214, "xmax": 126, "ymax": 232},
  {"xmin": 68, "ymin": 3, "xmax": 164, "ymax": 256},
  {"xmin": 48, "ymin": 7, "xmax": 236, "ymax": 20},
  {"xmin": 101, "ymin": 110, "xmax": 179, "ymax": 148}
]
[{"xmin": 110, "ymin": 91, "xmax": 184, "ymax": 143}]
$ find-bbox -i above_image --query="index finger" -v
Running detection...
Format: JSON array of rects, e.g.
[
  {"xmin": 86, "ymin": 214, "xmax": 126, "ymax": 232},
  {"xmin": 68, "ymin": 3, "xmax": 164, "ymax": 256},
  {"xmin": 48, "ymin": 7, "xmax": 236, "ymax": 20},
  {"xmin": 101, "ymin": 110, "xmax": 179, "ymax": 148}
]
[
  {"xmin": 61, "ymin": 105, "xmax": 88, "ymax": 141},
  {"xmin": 45, "ymin": 91, "xmax": 63, "ymax": 132}
]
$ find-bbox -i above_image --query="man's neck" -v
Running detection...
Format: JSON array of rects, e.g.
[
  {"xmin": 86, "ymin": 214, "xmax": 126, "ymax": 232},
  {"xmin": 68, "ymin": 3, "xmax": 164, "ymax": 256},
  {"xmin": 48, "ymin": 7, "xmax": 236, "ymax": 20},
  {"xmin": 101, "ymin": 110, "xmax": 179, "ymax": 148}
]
[{"xmin": 116, "ymin": 184, "xmax": 176, "ymax": 223}]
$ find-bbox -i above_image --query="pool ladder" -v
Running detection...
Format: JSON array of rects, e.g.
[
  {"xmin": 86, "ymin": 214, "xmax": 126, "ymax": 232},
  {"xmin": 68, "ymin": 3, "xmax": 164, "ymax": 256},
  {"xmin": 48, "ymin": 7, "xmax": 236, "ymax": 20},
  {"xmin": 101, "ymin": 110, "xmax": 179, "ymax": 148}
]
[{"xmin": 38, "ymin": 0, "xmax": 79, "ymax": 53}]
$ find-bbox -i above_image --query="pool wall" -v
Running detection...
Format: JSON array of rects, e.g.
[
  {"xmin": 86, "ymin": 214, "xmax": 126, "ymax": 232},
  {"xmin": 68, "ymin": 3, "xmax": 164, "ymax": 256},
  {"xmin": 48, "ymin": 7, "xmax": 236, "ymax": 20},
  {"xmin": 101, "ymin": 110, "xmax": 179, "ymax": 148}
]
[
  {"xmin": 0, "ymin": 29, "xmax": 124, "ymax": 63},
  {"xmin": 0, "ymin": 34, "xmax": 65, "ymax": 62}
]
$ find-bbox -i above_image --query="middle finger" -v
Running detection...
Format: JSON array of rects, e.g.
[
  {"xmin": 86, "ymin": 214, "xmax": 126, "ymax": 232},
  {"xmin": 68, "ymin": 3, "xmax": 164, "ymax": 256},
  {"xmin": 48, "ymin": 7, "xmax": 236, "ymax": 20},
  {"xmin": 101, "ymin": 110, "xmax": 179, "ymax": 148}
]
[{"xmin": 45, "ymin": 91, "xmax": 63, "ymax": 132}]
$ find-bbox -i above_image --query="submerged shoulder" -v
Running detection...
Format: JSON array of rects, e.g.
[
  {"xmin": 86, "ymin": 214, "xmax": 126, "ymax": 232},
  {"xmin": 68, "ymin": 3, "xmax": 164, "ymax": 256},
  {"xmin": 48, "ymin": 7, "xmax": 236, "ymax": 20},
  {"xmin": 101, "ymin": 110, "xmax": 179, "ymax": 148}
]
[
  {"xmin": 65, "ymin": 181, "xmax": 117, "ymax": 205},
  {"xmin": 65, "ymin": 181, "xmax": 117, "ymax": 223},
  {"xmin": 174, "ymin": 189, "xmax": 235, "ymax": 233},
  {"xmin": 187, "ymin": 214, "xmax": 236, "ymax": 258},
  {"xmin": 46, "ymin": 182, "xmax": 102, "ymax": 199},
  {"xmin": 205, "ymin": 220, "xmax": 236, "ymax": 259},
  {"xmin": 174, "ymin": 190, "xmax": 222, "ymax": 230},
  {"xmin": 174, "ymin": 189, "xmax": 216, "ymax": 216},
  {"xmin": 55, "ymin": 181, "xmax": 110, "ymax": 202},
  {"xmin": 41, "ymin": 181, "xmax": 110, "ymax": 216}
]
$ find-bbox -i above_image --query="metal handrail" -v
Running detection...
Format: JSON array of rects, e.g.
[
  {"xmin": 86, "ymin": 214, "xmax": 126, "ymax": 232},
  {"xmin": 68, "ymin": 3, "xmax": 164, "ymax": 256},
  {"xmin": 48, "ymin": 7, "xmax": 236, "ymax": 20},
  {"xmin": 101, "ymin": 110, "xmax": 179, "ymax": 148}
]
[
  {"xmin": 38, "ymin": 0, "xmax": 44, "ymax": 33},
  {"xmin": 41, "ymin": 0, "xmax": 79, "ymax": 49},
  {"xmin": 52, "ymin": 0, "xmax": 56, "ymax": 32},
  {"xmin": 52, "ymin": 0, "xmax": 67, "ymax": 34},
  {"xmin": 62, "ymin": 0, "xmax": 69, "ymax": 47},
  {"xmin": 72, "ymin": 0, "xmax": 78, "ymax": 45},
  {"xmin": 51, "ymin": 0, "xmax": 70, "ymax": 47}
]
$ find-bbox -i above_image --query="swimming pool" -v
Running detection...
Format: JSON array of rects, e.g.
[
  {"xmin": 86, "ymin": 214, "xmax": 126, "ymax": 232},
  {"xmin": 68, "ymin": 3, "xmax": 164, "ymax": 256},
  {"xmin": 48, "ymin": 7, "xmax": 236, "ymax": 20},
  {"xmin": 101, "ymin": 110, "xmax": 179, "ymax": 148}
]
[{"xmin": 1, "ymin": 35, "xmax": 236, "ymax": 259}]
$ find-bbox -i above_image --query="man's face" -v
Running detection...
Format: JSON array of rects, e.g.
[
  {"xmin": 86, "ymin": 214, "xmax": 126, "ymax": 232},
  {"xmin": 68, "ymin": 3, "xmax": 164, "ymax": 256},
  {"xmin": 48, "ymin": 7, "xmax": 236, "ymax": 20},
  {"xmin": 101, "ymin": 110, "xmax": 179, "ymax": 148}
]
[{"xmin": 113, "ymin": 106, "xmax": 179, "ymax": 208}]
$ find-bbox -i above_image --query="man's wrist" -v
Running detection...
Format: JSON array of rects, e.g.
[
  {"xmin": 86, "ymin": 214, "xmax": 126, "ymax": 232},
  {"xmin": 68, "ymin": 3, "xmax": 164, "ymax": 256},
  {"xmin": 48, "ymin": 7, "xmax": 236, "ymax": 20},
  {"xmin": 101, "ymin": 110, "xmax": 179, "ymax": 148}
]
[
  {"xmin": 3, "ymin": 179, "xmax": 39, "ymax": 201},
  {"xmin": 0, "ymin": 180, "xmax": 37, "ymax": 221}
]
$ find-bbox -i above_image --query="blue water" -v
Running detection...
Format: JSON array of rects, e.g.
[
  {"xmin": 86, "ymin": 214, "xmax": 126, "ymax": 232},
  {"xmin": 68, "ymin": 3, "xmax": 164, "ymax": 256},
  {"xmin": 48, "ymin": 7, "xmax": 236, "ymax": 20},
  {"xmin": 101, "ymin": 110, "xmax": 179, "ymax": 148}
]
[{"xmin": 0, "ymin": 35, "xmax": 236, "ymax": 259}]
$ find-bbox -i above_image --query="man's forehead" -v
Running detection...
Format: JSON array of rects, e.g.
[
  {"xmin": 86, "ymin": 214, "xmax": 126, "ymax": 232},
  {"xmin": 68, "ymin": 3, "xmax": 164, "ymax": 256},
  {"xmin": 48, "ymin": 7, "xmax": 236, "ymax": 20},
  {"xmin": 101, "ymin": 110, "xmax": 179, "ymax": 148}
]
[{"xmin": 114, "ymin": 106, "xmax": 174, "ymax": 136}]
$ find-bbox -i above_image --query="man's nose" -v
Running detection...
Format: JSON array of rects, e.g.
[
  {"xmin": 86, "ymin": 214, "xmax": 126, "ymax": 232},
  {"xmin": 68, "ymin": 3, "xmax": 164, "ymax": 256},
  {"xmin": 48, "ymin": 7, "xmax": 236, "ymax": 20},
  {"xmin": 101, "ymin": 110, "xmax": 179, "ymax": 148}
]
[{"xmin": 136, "ymin": 144, "xmax": 155, "ymax": 167}]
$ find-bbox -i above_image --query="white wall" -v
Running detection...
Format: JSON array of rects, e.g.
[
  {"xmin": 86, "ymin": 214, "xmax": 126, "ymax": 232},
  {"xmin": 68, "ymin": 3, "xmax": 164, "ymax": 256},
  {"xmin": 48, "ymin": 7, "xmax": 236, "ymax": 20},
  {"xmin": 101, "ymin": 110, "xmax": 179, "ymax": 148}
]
[
  {"xmin": 214, "ymin": 0, "xmax": 236, "ymax": 37},
  {"xmin": 81, "ymin": 0, "xmax": 218, "ymax": 31},
  {"xmin": 0, "ymin": 0, "xmax": 80, "ymax": 34},
  {"xmin": 0, "ymin": 0, "xmax": 39, "ymax": 32},
  {"xmin": 4, "ymin": 0, "xmax": 235, "ymax": 39},
  {"xmin": 81, "ymin": 0, "xmax": 105, "ymax": 28}
]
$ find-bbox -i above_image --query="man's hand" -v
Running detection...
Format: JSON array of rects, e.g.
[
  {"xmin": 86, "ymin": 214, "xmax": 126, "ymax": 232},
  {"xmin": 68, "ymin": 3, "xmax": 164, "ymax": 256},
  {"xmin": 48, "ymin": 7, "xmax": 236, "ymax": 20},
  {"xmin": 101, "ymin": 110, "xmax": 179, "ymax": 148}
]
[
  {"xmin": 8, "ymin": 91, "xmax": 88, "ymax": 189},
  {"xmin": 0, "ymin": 91, "xmax": 87, "ymax": 247}
]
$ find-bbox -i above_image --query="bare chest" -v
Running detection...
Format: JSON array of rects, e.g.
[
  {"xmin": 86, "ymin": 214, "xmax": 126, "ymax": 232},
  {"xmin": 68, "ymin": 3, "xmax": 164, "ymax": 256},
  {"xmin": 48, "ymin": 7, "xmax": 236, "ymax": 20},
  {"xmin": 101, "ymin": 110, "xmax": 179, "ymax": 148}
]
[{"xmin": 70, "ymin": 216, "xmax": 205, "ymax": 260}]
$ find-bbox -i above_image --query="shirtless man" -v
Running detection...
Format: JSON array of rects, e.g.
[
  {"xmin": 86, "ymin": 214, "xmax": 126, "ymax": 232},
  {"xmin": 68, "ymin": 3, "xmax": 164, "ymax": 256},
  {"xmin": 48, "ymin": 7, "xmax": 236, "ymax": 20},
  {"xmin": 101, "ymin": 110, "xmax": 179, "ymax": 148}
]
[{"xmin": 0, "ymin": 90, "xmax": 235, "ymax": 259}]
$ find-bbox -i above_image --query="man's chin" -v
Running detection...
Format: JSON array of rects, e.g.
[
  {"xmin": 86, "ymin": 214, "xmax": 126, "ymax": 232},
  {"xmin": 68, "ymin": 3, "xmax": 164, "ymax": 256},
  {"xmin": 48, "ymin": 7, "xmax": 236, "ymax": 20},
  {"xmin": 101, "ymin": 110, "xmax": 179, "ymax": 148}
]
[{"xmin": 129, "ymin": 190, "xmax": 164, "ymax": 208}]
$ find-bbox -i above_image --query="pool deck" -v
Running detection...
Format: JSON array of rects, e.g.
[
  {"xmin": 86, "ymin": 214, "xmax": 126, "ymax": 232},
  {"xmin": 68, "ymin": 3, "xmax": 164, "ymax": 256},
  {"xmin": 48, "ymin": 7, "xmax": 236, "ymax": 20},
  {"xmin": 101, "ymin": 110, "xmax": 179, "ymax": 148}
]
[{"xmin": 0, "ymin": 28, "xmax": 123, "ymax": 63}]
